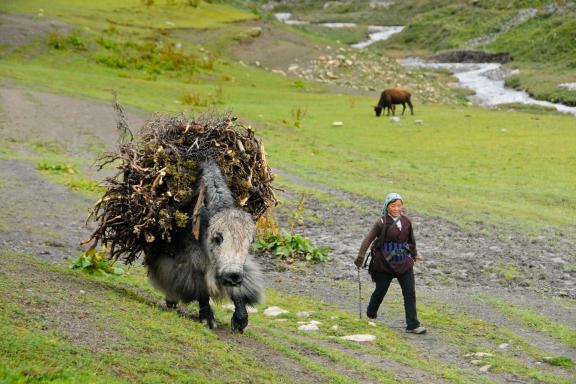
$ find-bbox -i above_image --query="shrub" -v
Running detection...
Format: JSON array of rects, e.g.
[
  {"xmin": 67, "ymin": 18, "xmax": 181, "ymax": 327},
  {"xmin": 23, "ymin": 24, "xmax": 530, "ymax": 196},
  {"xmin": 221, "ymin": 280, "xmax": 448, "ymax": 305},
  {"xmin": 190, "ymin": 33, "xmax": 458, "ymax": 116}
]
[
  {"xmin": 48, "ymin": 32, "xmax": 66, "ymax": 50},
  {"xmin": 254, "ymin": 230, "xmax": 329, "ymax": 263},
  {"xmin": 48, "ymin": 31, "xmax": 88, "ymax": 51},
  {"xmin": 544, "ymin": 356, "xmax": 573, "ymax": 368},
  {"xmin": 94, "ymin": 36, "xmax": 213, "ymax": 77},
  {"xmin": 180, "ymin": 87, "xmax": 223, "ymax": 106},
  {"xmin": 71, "ymin": 246, "xmax": 124, "ymax": 276},
  {"xmin": 37, "ymin": 162, "xmax": 77, "ymax": 174}
]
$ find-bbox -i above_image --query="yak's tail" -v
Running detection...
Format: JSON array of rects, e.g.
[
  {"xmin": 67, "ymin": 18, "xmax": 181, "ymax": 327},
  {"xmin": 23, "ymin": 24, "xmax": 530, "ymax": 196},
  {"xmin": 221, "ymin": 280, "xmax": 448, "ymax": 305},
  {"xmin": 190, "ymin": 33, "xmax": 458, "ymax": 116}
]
[{"xmin": 228, "ymin": 255, "xmax": 264, "ymax": 306}]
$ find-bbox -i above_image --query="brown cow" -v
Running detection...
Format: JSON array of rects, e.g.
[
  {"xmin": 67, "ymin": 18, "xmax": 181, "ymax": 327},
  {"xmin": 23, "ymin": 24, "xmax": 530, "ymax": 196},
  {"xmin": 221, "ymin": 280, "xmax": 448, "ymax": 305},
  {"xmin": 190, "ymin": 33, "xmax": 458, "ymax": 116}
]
[{"xmin": 374, "ymin": 88, "xmax": 414, "ymax": 117}]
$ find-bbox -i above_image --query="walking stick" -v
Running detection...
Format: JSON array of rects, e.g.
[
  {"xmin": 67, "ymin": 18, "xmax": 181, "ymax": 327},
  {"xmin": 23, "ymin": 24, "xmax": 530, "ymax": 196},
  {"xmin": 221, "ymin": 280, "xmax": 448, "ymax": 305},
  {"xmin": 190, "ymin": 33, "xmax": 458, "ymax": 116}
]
[{"xmin": 357, "ymin": 267, "xmax": 362, "ymax": 319}]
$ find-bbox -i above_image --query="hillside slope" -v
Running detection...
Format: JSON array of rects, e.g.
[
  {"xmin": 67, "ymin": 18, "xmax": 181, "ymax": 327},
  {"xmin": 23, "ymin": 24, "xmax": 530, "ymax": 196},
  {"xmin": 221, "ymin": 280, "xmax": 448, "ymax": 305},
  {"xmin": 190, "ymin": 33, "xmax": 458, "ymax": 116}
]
[{"xmin": 259, "ymin": 0, "xmax": 576, "ymax": 105}]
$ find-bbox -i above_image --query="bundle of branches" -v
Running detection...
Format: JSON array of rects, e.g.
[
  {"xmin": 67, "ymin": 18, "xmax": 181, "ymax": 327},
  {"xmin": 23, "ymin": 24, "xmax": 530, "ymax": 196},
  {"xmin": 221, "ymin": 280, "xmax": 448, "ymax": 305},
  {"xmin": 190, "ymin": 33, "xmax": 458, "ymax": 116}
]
[{"xmin": 84, "ymin": 111, "xmax": 277, "ymax": 264}]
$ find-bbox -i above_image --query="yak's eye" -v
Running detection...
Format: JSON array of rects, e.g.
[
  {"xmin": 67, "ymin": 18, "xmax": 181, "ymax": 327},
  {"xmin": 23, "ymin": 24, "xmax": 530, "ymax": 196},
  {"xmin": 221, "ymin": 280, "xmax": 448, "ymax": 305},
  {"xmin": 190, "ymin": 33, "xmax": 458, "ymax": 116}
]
[{"xmin": 212, "ymin": 232, "xmax": 223, "ymax": 245}]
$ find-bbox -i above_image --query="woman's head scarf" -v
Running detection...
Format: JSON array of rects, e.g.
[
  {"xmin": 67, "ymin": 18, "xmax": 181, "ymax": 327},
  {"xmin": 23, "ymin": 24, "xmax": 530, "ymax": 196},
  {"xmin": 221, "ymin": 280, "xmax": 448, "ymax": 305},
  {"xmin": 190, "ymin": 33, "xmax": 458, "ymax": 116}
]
[{"xmin": 382, "ymin": 192, "xmax": 403, "ymax": 215}]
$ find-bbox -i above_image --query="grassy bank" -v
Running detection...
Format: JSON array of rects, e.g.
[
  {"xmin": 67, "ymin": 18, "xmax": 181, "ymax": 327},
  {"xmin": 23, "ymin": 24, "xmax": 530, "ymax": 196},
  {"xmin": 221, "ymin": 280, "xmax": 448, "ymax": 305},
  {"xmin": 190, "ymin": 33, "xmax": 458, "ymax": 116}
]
[
  {"xmin": 0, "ymin": 251, "xmax": 288, "ymax": 383},
  {"xmin": 2, "ymin": 251, "xmax": 573, "ymax": 383}
]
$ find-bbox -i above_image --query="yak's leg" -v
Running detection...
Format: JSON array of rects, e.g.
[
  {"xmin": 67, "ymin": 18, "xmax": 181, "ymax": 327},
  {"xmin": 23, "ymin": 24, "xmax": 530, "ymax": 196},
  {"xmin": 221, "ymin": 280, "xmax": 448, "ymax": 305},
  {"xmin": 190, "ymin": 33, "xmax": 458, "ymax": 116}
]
[
  {"xmin": 165, "ymin": 293, "xmax": 179, "ymax": 309},
  {"xmin": 401, "ymin": 103, "xmax": 406, "ymax": 116},
  {"xmin": 231, "ymin": 296, "xmax": 248, "ymax": 333},
  {"xmin": 408, "ymin": 99, "xmax": 414, "ymax": 115},
  {"xmin": 199, "ymin": 295, "xmax": 217, "ymax": 329}
]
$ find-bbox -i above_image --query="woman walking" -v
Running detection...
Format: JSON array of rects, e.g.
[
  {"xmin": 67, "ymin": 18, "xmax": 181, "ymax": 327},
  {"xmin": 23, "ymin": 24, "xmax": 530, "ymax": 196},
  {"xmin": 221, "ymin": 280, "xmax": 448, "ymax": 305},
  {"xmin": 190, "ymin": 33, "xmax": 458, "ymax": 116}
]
[{"xmin": 354, "ymin": 192, "xmax": 426, "ymax": 334}]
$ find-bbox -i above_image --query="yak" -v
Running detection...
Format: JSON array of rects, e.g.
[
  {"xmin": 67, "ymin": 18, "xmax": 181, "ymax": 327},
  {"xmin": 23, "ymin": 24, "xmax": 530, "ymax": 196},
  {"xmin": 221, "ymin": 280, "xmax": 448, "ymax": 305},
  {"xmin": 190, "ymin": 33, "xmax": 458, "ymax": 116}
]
[
  {"xmin": 146, "ymin": 158, "xmax": 263, "ymax": 333},
  {"xmin": 374, "ymin": 88, "xmax": 414, "ymax": 117}
]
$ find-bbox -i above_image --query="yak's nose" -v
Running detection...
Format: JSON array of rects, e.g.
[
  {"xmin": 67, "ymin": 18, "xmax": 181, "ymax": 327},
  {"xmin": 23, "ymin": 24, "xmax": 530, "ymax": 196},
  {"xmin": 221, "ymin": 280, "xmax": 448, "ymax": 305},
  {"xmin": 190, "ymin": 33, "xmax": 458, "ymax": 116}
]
[{"xmin": 222, "ymin": 271, "xmax": 243, "ymax": 286}]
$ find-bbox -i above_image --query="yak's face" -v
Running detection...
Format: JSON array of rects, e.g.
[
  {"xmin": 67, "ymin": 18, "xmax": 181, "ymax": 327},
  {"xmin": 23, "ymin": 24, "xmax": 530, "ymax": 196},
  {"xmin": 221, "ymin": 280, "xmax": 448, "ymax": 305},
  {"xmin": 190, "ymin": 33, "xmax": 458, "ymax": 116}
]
[
  {"xmin": 374, "ymin": 105, "xmax": 383, "ymax": 117},
  {"xmin": 203, "ymin": 209, "xmax": 255, "ymax": 287}
]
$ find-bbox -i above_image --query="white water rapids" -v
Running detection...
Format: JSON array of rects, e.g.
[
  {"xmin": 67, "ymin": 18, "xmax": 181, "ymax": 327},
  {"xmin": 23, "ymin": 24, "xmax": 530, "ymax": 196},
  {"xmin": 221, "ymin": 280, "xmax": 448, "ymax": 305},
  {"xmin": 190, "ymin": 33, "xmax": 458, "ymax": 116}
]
[{"xmin": 402, "ymin": 58, "xmax": 576, "ymax": 115}]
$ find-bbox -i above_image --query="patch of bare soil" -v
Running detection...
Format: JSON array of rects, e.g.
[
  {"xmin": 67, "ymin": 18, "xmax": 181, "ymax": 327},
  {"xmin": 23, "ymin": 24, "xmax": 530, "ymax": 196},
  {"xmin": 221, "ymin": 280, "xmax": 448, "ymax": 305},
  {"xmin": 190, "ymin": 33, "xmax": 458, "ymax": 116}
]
[
  {"xmin": 174, "ymin": 20, "xmax": 325, "ymax": 74},
  {"xmin": 0, "ymin": 255, "xmax": 121, "ymax": 352},
  {"xmin": 271, "ymin": 171, "xmax": 576, "ymax": 300},
  {"xmin": 281, "ymin": 330, "xmax": 452, "ymax": 384},
  {"xmin": 0, "ymin": 86, "xmax": 146, "ymax": 154},
  {"xmin": 219, "ymin": 330, "xmax": 329, "ymax": 384},
  {"xmin": 0, "ymin": 13, "xmax": 68, "ymax": 56}
]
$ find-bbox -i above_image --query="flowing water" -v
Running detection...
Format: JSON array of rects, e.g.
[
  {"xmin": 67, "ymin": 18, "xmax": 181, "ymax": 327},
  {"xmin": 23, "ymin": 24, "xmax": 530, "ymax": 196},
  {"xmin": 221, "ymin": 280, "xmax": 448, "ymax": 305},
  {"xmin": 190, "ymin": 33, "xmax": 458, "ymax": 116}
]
[
  {"xmin": 402, "ymin": 58, "xmax": 576, "ymax": 116},
  {"xmin": 351, "ymin": 26, "xmax": 405, "ymax": 48},
  {"xmin": 273, "ymin": 13, "xmax": 403, "ymax": 48}
]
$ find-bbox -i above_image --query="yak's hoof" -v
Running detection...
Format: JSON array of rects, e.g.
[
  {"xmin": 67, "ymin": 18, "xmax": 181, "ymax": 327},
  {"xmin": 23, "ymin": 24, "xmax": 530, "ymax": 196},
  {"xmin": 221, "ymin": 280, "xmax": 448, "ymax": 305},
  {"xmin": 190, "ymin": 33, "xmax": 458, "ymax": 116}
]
[
  {"xmin": 166, "ymin": 300, "xmax": 178, "ymax": 309},
  {"xmin": 231, "ymin": 314, "xmax": 248, "ymax": 334},
  {"xmin": 201, "ymin": 317, "xmax": 217, "ymax": 329}
]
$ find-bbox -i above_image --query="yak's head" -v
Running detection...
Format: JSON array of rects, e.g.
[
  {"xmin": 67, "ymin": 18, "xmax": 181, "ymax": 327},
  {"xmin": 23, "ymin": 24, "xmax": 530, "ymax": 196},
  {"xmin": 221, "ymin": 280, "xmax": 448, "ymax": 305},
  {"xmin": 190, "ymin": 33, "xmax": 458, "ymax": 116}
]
[
  {"xmin": 197, "ymin": 159, "xmax": 256, "ymax": 287},
  {"xmin": 201, "ymin": 208, "xmax": 255, "ymax": 287},
  {"xmin": 374, "ymin": 105, "xmax": 383, "ymax": 117}
]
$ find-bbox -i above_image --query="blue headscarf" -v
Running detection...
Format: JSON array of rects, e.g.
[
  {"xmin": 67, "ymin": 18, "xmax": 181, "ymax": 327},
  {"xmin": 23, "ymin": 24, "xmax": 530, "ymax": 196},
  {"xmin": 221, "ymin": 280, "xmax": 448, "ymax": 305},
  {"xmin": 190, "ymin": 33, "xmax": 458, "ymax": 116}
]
[{"xmin": 381, "ymin": 192, "xmax": 403, "ymax": 215}]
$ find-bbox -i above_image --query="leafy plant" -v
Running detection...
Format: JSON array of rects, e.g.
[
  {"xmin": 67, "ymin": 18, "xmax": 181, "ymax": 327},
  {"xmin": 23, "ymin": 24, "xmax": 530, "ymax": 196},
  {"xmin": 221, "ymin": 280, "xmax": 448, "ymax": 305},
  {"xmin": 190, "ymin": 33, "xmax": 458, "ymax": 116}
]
[
  {"xmin": 48, "ymin": 31, "xmax": 88, "ymax": 51},
  {"xmin": 291, "ymin": 106, "xmax": 307, "ymax": 129},
  {"xmin": 37, "ymin": 162, "xmax": 77, "ymax": 174},
  {"xmin": 71, "ymin": 246, "xmax": 124, "ymax": 276},
  {"xmin": 544, "ymin": 356, "xmax": 573, "ymax": 368},
  {"xmin": 254, "ymin": 230, "xmax": 329, "ymax": 263},
  {"xmin": 293, "ymin": 80, "xmax": 305, "ymax": 89}
]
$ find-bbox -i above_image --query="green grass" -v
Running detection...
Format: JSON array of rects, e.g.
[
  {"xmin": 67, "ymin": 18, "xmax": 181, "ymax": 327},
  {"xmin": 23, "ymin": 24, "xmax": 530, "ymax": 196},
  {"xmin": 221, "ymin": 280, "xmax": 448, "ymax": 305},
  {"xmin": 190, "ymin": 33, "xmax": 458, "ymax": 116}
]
[
  {"xmin": 257, "ymin": 327, "xmax": 405, "ymax": 384},
  {"xmin": 0, "ymin": 0, "xmax": 257, "ymax": 31},
  {"xmin": 0, "ymin": 251, "xmax": 290, "ymax": 384},
  {"xmin": 248, "ymin": 332, "xmax": 359, "ymax": 384},
  {"xmin": 414, "ymin": 295, "xmax": 575, "ymax": 384},
  {"xmin": 504, "ymin": 64, "xmax": 576, "ymax": 107},
  {"xmin": 25, "ymin": 141, "xmax": 105, "ymax": 197},
  {"xmin": 236, "ymin": 290, "xmax": 493, "ymax": 384},
  {"xmin": 489, "ymin": 262, "xmax": 523, "ymax": 283},
  {"xmin": 242, "ymin": 287, "xmax": 575, "ymax": 384},
  {"xmin": 480, "ymin": 296, "xmax": 576, "ymax": 348},
  {"xmin": 489, "ymin": 10, "xmax": 576, "ymax": 69}
]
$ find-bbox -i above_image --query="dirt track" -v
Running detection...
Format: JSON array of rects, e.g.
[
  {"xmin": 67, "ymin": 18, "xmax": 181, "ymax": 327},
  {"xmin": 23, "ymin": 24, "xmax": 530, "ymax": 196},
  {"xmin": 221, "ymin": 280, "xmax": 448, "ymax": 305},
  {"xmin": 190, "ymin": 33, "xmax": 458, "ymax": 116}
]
[{"xmin": 1, "ymin": 83, "xmax": 575, "ymax": 383}]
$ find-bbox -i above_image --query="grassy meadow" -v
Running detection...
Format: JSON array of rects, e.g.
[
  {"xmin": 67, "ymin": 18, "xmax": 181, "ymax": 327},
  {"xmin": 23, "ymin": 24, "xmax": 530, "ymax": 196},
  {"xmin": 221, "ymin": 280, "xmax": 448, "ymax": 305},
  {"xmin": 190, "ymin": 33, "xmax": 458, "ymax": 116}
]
[
  {"xmin": 1, "ymin": 0, "xmax": 575, "ymax": 235},
  {"xmin": 1, "ymin": 2, "xmax": 576, "ymax": 383}
]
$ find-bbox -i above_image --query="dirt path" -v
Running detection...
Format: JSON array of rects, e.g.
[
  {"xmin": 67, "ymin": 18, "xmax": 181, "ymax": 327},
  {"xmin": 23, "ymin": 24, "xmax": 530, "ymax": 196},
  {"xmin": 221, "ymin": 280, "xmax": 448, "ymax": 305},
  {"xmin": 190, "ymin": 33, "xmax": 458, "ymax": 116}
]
[{"xmin": 1, "ymin": 84, "xmax": 574, "ymax": 383}]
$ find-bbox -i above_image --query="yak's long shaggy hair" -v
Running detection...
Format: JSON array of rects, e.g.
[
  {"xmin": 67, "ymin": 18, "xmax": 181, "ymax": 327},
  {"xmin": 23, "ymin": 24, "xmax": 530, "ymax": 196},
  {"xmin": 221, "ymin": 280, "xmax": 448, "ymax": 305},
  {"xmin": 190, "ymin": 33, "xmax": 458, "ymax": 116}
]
[{"xmin": 84, "ymin": 109, "xmax": 277, "ymax": 264}]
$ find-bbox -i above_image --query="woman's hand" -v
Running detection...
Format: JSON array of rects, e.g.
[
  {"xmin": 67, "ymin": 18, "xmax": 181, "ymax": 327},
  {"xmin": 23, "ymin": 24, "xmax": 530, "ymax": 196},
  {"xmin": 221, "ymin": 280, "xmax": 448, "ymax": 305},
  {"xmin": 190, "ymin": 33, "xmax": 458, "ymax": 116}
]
[{"xmin": 354, "ymin": 257, "xmax": 364, "ymax": 268}]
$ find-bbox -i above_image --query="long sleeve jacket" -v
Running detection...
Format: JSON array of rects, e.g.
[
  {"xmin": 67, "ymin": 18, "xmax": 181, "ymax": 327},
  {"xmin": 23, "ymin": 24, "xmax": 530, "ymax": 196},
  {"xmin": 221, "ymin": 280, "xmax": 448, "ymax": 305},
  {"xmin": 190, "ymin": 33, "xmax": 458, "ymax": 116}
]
[{"xmin": 355, "ymin": 214, "xmax": 417, "ymax": 273}]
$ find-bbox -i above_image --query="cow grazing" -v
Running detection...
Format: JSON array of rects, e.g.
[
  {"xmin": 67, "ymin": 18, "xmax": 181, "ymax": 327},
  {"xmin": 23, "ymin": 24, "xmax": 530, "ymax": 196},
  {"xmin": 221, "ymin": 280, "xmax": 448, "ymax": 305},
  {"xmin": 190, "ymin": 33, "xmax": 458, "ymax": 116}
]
[
  {"xmin": 146, "ymin": 158, "xmax": 263, "ymax": 333},
  {"xmin": 374, "ymin": 88, "xmax": 414, "ymax": 117}
]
